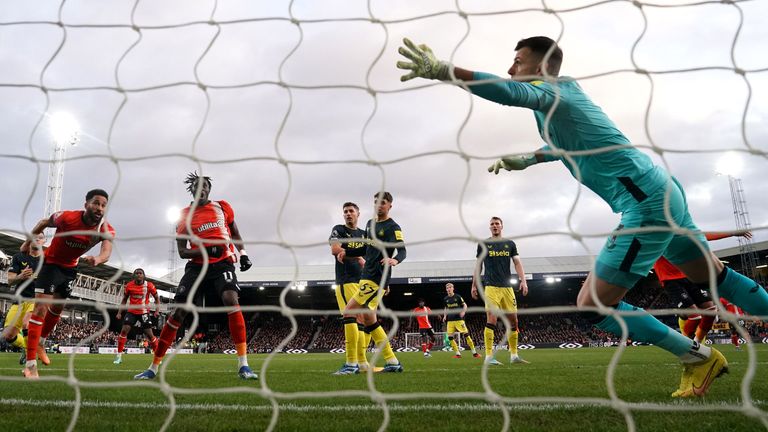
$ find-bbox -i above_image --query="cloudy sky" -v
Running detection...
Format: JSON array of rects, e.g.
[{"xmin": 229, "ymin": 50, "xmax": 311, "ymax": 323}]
[{"xmin": 1, "ymin": 0, "xmax": 766, "ymax": 279}]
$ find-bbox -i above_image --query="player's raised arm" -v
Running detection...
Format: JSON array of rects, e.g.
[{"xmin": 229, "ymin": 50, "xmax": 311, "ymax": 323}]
[{"xmin": 20, "ymin": 217, "xmax": 54, "ymax": 253}]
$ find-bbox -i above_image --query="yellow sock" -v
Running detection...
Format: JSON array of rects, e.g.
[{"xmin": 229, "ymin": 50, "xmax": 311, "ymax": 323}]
[
  {"xmin": 449, "ymin": 338, "xmax": 459, "ymax": 354},
  {"xmin": 356, "ymin": 326, "xmax": 368, "ymax": 365},
  {"xmin": 678, "ymin": 317, "xmax": 687, "ymax": 335},
  {"xmin": 465, "ymin": 335, "xmax": 476, "ymax": 354},
  {"xmin": 343, "ymin": 318, "xmax": 359, "ymax": 365},
  {"xmin": 10, "ymin": 334, "xmax": 26, "ymax": 349},
  {"xmin": 368, "ymin": 324, "xmax": 397, "ymax": 363},
  {"xmin": 508, "ymin": 330, "xmax": 519, "ymax": 356},
  {"xmin": 484, "ymin": 325, "xmax": 495, "ymax": 357},
  {"xmin": 11, "ymin": 333, "xmax": 27, "ymax": 349}
]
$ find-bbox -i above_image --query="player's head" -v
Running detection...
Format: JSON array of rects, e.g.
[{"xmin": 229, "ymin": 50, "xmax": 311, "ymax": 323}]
[
  {"xmin": 508, "ymin": 36, "xmax": 562, "ymax": 80},
  {"xmin": 342, "ymin": 202, "xmax": 360, "ymax": 227},
  {"xmin": 417, "ymin": 298, "xmax": 425, "ymax": 307},
  {"xmin": 184, "ymin": 171, "xmax": 212, "ymax": 202},
  {"xmin": 445, "ymin": 282, "xmax": 455, "ymax": 296},
  {"xmin": 84, "ymin": 189, "xmax": 109, "ymax": 224},
  {"xmin": 373, "ymin": 191, "xmax": 393, "ymax": 218},
  {"xmin": 133, "ymin": 268, "xmax": 145, "ymax": 283},
  {"xmin": 489, "ymin": 216, "xmax": 503, "ymax": 236}
]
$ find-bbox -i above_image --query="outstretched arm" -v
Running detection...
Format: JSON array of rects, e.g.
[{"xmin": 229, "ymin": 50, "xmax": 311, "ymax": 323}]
[
  {"xmin": 21, "ymin": 217, "xmax": 54, "ymax": 253},
  {"xmin": 705, "ymin": 231, "xmax": 752, "ymax": 241}
]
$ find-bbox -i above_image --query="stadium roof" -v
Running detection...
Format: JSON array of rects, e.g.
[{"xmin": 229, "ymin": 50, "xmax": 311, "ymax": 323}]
[{"xmin": 176, "ymin": 240, "xmax": 768, "ymax": 288}]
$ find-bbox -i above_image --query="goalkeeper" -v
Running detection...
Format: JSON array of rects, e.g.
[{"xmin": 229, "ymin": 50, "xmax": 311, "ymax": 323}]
[{"xmin": 397, "ymin": 36, "xmax": 768, "ymax": 398}]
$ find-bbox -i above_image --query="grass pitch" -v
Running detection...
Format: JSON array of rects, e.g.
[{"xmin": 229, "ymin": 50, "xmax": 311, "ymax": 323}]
[{"xmin": 0, "ymin": 345, "xmax": 766, "ymax": 431}]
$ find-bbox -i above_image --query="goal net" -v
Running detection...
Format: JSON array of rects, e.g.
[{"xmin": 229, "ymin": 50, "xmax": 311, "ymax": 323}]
[{"xmin": 1, "ymin": 1, "xmax": 766, "ymax": 432}]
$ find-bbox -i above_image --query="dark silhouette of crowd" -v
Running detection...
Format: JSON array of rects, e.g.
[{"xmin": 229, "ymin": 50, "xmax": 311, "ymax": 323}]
[{"xmin": 4, "ymin": 277, "xmax": 765, "ymax": 353}]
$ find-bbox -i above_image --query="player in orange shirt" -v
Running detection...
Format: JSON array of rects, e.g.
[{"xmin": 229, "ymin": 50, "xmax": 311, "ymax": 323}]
[
  {"xmin": 113, "ymin": 268, "xmax": 160, "ymax": 364},
  {"xmin": 134, "ymin": 172, "xmax": 256, "ymax": 380},
  {"xmin": 654, "ymin": 231, "xmax": 751, "ymax": 346},
  {"xmin": 20, "ymin": 189, "xmax": 116, "ymax": 379},
  {"xmin": 413, "ymin": 299, "xmax": 436, "ymax": 357}
]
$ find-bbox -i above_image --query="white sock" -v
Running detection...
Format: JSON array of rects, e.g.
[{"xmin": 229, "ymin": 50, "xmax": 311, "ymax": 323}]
[
  {"xmin": 238, "ymin": 355, "xmax": 248, "ymax": 368},
  {"xmin": 25, "ymin": 360, "xmax": 36, "ymax": 368},
  {"xmin": 148, "ymin": 363, "xmax": 159, "ymax": 373},
  {"xmin": 386, "ymin": 358, "xmax": 399, "ymax": 365},
  {"xmin": 680, "ymin": 343, "xmax": 712, "ymax": 364}
]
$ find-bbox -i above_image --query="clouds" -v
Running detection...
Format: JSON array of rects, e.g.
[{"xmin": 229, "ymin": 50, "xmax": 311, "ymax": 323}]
[{"xmin": 1, "ymin": 1, "xmax": 766, "ymax": 280}]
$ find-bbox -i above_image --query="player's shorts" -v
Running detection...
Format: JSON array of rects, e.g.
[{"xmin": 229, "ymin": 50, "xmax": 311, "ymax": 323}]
[
  {"xmin": 335, "ymin": 282, "xmax": 359, "ymax": 312},
  {"xmin": 596, "ymin": 177, "xmax": 708, "ymax": 289},
  {"xmin": 351, "ymin": 279, "xmax": 381, "ymax": 310},
  {"xmin": 446, "ymin": 319, "xmax": 469, "ymax": 334},
  {"xmin": 419, "ymin": 327, "xmax": 436, "ymax": 337},
  {"xmin": 664, "ymin": 277, "xmax": 712, "ymax": 311},
  {"xmin": 123, "ymin": 312, "xmax": 153, "ymax": 329},
  {"xmin": 175, "ymin": 261, "xmax": 240, "ymax": 306},
  {"xmin": 34, "ymin": 263, "xmax": 77, "ymax": 298},
  {"xmin": 484, "ymin": 286, "xmax": 517, "ymax": 313},
  {"xmin": 3, "ymin": 301, "xmax": 34, "ymax": 331}
]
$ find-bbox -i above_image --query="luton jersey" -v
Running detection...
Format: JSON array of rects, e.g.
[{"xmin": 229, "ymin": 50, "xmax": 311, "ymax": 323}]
[
  {"xmin": 653, "ymin": 256, "xmax": 686, "ymax": 284},
  {"xmin": 45, "ymin": 210, "xmax": 116, "ymax": 268},
  {"xmin": 470, "ymin": 73, "xmax": 670, "ymax": 213},
  {"xmin": 329, "ymin": 224, "xmax": 366, "ymax": 285},
  {"xmin": 176, "ymin": 200, "xmax": 236, "ymax": 265},
  {"xmin": 360, "ymin": 218, "xmax": 406, "ymax": 286},
  {"xmin": 443, "ymin": 294, "xmax": 466, "ymax": 320},
  {"xmin": 477, "ymin": 238, "xmax": 518, "ymax": 288},
  {"xmin": 413, "ymin": 306, "xmax": 432, "ymax": 329},
  {"xmin": 9, "ymin": 251, "xmax": 40, "ymax": 298},
  {"xmin": 124, "ymin": 280, "xmax": 157, "ymax": 315}
]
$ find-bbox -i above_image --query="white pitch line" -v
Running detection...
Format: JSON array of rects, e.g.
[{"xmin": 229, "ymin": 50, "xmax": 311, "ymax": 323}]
[{"xmin": 0, "ymin": 398, "xmax": 764, "ymax": 413}]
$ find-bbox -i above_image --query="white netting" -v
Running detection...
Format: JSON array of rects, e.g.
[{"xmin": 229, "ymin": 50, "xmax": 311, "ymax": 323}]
[{"xmin": 1, "ymin": 1, "xmax": 767, "ymax": 431}]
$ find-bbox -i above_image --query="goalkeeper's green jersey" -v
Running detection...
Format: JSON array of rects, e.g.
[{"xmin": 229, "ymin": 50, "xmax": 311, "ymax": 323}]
[{"xmin": 470, "ymin": 73, "xmax": 669, "ymax": 213}]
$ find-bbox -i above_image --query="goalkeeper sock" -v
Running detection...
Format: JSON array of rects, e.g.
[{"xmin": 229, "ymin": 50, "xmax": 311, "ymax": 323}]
[
  {"xmin": 117, "ymin": 335, "xmax": 127, "ymax": 353},
  {"xmin": 366, "ymin": 322, "xmax": 397, "ymax": 364},
  {"xmin": 694, "ymin": 307, "xmax": 717, "ymax": 343},
  {"xmin": 508, "ymin": 330, "xmax": 519, "ymax": 356},
  {"xmin": 343, "ymin": 317, "xmax": 359, "ymax": 366},
  {"xmin": 594, "ymin": 301, "xmax": 707, "ymax": 362},
  {"xmin": 356, "ymin": 324, "xmax": 368, "ymax": 366},
  {"xmin": 449, "ymin": 337, "xmax": 460, "ymax": 354},
  {"xmin": 40, "ymin": 308, "xmax": 61, "ymax": 338},
  {"xmin": 152, "ymin": 317, "xmax": 181, "ymax": 366},
  {"xmin": 25, "ymin": 314, "xmax": 43, "ymax": 365},
  {"xmin": 466, "ymin": 335, "xmax": 477, "ymax": 354},
  {"xmin": 484, "ymin": 324, "xmax": 495, "ymax": 357},
  {"xmin": 717, "ymin": 267, "xmax": 768, "ymax": 315}
]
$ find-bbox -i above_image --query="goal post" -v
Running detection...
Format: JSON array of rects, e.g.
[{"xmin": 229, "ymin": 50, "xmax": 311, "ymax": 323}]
[{"xmin": 404, "ymin": 332, "xmax": 462, "ymax": 351}]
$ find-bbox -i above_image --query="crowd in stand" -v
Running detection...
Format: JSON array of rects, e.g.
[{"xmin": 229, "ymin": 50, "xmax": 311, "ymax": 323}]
[{"xmin": 2, "ymin": 279, "xmax": 767, "ymax": 354}]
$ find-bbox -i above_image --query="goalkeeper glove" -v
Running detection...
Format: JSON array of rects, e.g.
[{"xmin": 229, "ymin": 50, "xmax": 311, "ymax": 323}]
[
  {"xmin": 204, "ymin": 245, "xmax": 224, "ymax": 258},
  {"xmin": 240, "ymin": 254, "xmax": 252, "ymax": 272},
  {"xmin": 396, "ymin": 38, "xmax": 452, "ymax": 82},
  {"xmin": 488, "ymin": 154, "xmax": 537, "ymax": 174}
]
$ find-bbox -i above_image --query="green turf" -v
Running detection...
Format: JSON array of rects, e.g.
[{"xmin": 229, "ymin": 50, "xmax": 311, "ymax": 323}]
[{"xmin": 0, "ymin": 345, "xmax": 766, "ymax": 431}]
